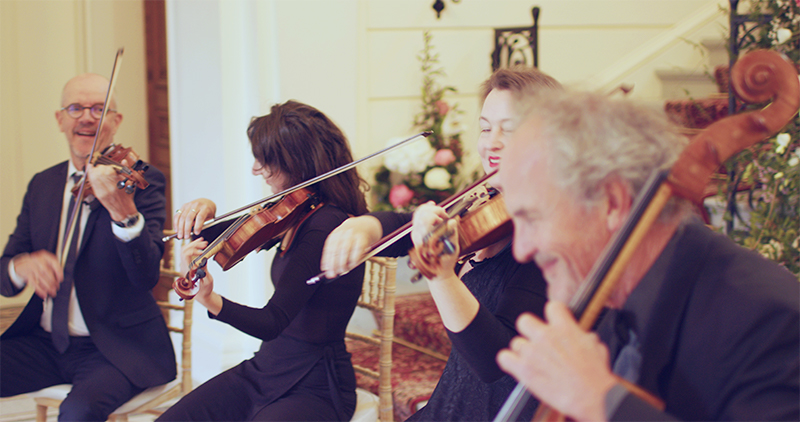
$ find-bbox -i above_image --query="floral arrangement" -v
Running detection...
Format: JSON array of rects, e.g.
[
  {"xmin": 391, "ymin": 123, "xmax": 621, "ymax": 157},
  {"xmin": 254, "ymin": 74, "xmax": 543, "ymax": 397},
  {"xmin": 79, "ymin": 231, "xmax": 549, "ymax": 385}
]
[
  {"xmin": 372, "ymin": 32, "xmax": 470, "ymax": 212},
  {"xmin": 717, "ymin": 0, "xmax": 800, "ymax": 277}
]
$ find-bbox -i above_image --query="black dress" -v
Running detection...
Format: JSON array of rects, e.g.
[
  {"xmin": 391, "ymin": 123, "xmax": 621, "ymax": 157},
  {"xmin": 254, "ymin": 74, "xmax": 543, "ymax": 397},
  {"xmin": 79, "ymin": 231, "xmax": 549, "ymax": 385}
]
[
  {"xmin": 158, "ymin": 205, "xmax": 365, "ymax": 421},
  {"xmin": 374, "ymin": 212, "xmax": 547, "ymax": 421}
]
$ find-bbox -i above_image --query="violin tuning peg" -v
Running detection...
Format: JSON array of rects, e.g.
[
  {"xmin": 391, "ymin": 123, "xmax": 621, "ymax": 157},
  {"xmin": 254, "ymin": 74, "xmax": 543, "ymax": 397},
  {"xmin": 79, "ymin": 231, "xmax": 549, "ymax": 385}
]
[
  {"xmin": 125, "ymin": 184, "xmax": 135, "ymax": 194},
  {"xmin": 117, "ymin": 180, "xmax": 126, "ymax": 190}
]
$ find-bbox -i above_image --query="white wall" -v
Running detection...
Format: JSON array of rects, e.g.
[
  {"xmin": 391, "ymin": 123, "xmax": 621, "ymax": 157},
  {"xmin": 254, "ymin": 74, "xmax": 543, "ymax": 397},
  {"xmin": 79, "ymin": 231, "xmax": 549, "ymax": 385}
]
[
  {"xmin": 1, "ymin": 0, "xmax": 148, "ymax": 306},
  {"xmin": 2, "ymin": 0, "xmax": 727, "ymax": 386},
  {"xmin": 166, "ymin": 0, "xmax": 363, "ymax": 383}
]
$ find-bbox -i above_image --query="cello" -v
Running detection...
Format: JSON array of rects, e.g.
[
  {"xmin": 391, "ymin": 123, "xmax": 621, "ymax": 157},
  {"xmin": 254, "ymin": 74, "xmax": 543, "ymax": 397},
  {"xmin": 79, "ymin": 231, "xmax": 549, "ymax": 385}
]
[{"xmin": 493, "ymin": 49, "xmax": 800, "ymax": 421}]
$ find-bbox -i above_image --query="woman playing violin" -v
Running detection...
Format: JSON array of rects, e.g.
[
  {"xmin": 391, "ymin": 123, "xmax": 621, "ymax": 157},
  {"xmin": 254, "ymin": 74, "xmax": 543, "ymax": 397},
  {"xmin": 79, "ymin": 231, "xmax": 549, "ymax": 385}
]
[
  {"xmin": 159, "ymin": 100, "xmax": 368, "ymax": 421},
  {"xmin": 320, "ymin": 67, "xmax": 560, "ymax": 421}
]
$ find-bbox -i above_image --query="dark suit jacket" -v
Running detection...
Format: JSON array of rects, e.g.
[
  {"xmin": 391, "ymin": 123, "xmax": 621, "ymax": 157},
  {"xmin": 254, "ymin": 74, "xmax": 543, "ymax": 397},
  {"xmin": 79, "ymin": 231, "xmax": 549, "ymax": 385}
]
[
  {"xmin": 1, "ymin": 160, "xmax": 176, "ymax": 389},
  {"xmin": 599, "ymin": 221, "xmax": 799, "ymax": 421}
]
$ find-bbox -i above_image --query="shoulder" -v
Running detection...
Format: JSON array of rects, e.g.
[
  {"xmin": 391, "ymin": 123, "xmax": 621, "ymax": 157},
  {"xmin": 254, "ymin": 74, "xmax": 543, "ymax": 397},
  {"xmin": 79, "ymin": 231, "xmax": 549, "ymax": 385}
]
[
  {"xmin": 142, "ymin": 162, "xmax": 165, "ymax": 182},
  {"xmin": 138, "ymin": 162, "xmax": 166, "ymax": 190},
  {"xmin": 29, "ymin": 161, "xmax": 68, "ymax": 184},
  {"xmin": 22, "ymin": 161, "xmax": 68, "ymax": 197},
  {"xmin": 688, "ymin": 223, "xmax": 798, "ymax": 311},
  {"xmin": 495, "ymin": 245, "xmax": 545, "ymax": 285},
  {"xmin": 675, "ymin": 223, "xmax": 799, "ymax": 358},
  {"xmin": 300, "ymin": 204, "xmax": 349, "ymax": 234}
]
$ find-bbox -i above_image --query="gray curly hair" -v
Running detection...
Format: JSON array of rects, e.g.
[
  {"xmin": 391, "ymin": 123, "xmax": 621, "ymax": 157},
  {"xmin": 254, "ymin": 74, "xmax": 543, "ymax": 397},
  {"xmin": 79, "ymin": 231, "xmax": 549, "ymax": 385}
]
[{"xmin": 519, "ymin": 90, "xmax": 694, "ymax": 222}]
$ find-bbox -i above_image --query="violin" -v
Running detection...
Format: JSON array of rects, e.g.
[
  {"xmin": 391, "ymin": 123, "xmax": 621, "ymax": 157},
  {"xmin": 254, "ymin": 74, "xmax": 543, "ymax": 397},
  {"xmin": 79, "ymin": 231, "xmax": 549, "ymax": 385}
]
[
  {"xmin": 493, "ymin": 49, "xmax": 800, "ymax": 422},
  {"xmin": 408, "ymin": 186, "xmax": 512, "ymax": 280},
  {"xmin": 163, "ymin": 131, "xmax": 432, "ymax": 243},
  {"xmin": 171, "ymin": 131, "xmax": 433, "ymax": 300},
  {"xmin": 306, "ymin": 170, "xmax": 505, "ymax": 285},
  {"xmin": 72, "ymin": 143, "xmax": 150, "ymax": 201},
  {"xmin": 173, "ymin": 188, "xmax": 320, "ymax": 300}
]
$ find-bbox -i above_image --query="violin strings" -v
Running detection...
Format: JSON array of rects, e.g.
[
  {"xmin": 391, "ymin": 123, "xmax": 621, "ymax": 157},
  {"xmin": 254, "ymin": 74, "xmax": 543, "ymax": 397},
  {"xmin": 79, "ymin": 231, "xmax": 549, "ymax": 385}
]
[
  {"xmin": 191, "ymin": 213, "xmax": 250, "ymax": 268},
  {"xmin": 94, "ymin": 156, "xmax": 132, "ymax": 175}
]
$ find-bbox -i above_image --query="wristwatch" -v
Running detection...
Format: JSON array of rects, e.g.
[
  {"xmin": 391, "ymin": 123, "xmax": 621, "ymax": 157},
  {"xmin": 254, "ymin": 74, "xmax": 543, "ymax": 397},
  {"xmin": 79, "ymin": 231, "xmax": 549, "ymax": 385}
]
[{"xmin": 113, "ymin": 213, "xmax": 140, "ymax": 228}]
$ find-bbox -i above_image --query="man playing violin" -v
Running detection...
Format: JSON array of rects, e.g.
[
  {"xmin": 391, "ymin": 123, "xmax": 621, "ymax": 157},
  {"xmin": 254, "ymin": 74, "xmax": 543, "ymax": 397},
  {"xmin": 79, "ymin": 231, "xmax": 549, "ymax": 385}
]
[
  {"xmin": 0, "ymin": 73, "xmax": 175, "ymax": 421},
  {"xmin": 496, "ymin": 90, "xmax": 799, "ymax": 421}
]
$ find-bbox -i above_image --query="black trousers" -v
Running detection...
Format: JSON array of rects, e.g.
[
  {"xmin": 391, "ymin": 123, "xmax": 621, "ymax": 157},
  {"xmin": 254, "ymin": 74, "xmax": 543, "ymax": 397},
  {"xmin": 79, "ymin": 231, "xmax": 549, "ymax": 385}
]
[
  {"xmin": 158, "ymin": 346, "xmax": 356, "ymax": 421},
  {"xmin": 0, "ymin": 327, "xmax": 144, "ymax": 421}
]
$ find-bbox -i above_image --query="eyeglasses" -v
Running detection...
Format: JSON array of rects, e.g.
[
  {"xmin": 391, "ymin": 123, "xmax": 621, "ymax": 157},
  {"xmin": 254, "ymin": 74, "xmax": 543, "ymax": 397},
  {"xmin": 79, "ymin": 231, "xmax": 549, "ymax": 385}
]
[{"xmin": 60, "ymin": 104, "xmax": 117, "ymax": 119}]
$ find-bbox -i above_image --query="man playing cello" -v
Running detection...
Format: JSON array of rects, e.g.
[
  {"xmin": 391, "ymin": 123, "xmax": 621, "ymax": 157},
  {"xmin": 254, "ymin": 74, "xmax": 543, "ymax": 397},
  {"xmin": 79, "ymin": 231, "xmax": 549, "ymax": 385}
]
[{"xmin": 496, "ymin": 88, "xmax": 799, "ymax": 420}]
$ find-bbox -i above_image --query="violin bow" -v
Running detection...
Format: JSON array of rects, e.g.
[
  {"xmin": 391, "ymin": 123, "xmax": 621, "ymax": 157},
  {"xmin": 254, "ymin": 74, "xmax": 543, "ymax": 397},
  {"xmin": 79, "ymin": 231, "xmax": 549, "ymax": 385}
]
[
  {"xmin": 60, "ymin": 48, "xmax": 124, "ymax": 268},
  {"xmin": 306, "ymin": 169, "xmax": 498, "ymax": 285},
  {"xmin": 162, "ymin": 131, "xmax": 433, "ymax": 242},
  {"xmin": 493, "ymin": 49, "xmax": 800, "ymax": 422}
]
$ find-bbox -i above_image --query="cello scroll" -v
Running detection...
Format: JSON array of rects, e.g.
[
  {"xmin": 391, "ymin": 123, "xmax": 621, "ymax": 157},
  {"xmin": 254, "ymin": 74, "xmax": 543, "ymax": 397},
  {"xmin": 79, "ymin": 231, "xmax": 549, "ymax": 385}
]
[{"xmin": 668, "ymin": 50, "xmax": 800, "ymax": 204}]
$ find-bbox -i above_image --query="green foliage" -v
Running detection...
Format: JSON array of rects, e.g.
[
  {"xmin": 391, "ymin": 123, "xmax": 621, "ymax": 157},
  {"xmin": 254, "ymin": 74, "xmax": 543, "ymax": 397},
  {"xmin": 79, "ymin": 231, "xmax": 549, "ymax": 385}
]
[{"xmin": 719, "ymin": 0, "xmax": 800, "ymax": 277}]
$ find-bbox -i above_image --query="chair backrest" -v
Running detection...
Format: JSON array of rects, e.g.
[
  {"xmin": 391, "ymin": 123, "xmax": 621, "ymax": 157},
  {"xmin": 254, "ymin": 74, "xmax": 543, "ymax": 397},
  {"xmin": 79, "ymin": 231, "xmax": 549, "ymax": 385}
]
[
  {"xmin": 346, "ymin": 257, "xmax": 397, "ymax": 422},
  {"xmin": 158, "ymin": 232, "xmax": 193, "ymax": 396}
]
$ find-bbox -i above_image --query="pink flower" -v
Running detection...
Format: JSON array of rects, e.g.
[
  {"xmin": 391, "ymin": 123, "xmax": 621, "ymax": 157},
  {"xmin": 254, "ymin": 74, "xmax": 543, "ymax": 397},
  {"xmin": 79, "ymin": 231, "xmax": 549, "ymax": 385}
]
[
  {"xmin": 434, "ymin": 148, "xmax": 456, "ymax": 166},
  {"xmin": 435, "ymin": 100, "xmax": 450, "ymax": 116},
  {"xmin": 389, "ymin": 184, "xmax": 415, "ymax": 209}
]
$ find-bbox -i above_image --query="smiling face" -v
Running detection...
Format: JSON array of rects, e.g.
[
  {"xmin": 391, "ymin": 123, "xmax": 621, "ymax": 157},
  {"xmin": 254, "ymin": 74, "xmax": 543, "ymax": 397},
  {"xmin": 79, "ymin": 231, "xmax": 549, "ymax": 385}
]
[
  {"xmin": 55, "ymin": 74, "xmax": 122, "ymax": 169},
  {"xmin": 477, "ymin": 89, "xmax": 522, "ymax": 175},
  {"xmin": 499, "ymin": 117, "xmax": 614, "ymax": 303}
]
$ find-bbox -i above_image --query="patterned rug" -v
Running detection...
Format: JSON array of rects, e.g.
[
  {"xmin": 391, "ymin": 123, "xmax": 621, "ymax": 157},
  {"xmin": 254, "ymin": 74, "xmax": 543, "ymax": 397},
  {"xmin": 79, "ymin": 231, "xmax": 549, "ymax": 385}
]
[{"xmin": 347, "ymin": 293, "xmax": 451, "ymax": 421}]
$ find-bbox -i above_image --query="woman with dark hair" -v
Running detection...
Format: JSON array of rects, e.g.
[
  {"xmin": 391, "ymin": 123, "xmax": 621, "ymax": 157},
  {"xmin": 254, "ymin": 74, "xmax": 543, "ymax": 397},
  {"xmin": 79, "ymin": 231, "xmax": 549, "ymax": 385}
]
[
  {"xmin": 159, "ymin": 100, "xmax": 368, "ymax": 421},
  {"xmin": 320, "ymin": 66, "xmax": 560, "ymax": 421}
]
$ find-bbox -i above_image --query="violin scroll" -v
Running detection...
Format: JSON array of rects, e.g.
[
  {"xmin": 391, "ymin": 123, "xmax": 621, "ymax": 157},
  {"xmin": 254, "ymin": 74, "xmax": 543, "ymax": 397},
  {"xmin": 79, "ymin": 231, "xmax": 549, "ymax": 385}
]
[{"xmin": 173, "ymin": 257, "xmax": 207, "ymax": 300}]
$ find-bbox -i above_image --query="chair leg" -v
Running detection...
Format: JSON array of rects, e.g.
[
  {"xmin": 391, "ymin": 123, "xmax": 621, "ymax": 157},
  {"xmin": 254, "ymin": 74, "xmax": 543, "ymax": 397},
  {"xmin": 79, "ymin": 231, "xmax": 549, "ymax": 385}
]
[{"xmin": 36, "ymin": 404, "xmax": 48, "ymax": 422}]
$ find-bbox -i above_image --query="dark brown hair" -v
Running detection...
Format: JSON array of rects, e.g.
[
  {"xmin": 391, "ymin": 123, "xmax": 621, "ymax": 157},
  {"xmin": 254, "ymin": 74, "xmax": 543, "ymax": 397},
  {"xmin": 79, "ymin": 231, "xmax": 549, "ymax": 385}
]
[
  {"xmin": 247, "ymin": 100, "xmax": 368, "ymax": 216},
  {"xmin": 480, "ymin": 65, "xmax": 562, "ymax": 103}
]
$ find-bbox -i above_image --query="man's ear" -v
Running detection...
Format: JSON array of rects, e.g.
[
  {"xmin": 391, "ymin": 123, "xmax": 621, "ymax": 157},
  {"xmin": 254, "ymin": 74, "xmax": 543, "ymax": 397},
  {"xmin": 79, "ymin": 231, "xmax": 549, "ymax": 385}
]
[
  {"xmin": 603, "ymin": 177, "xmax": 632, "ymax": 233},
  {"xmin": 55, "ymin": 110, "xmax": 65, "ymax": 132},
  {"xmin": 109, "ymin": 112, "xmax": 123, "ymax": 135}
]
